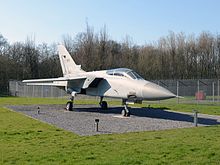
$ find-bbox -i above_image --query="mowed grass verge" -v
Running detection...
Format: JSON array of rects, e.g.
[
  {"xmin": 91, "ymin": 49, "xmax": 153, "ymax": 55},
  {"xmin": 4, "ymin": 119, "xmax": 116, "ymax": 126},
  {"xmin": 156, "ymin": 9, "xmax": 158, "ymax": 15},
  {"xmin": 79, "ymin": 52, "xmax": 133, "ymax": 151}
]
[
  {"xmin": 1, "ymin": 97, "xmax": 220, "ymax": 116},
  {"xmin": 1, "ymin": 97, "xmax": 220, "ymax": 164}
]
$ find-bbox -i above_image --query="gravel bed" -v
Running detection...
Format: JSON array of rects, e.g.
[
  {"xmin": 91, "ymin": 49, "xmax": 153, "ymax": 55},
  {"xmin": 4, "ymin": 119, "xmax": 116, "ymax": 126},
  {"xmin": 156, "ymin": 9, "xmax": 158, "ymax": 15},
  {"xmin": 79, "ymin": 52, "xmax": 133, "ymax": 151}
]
[{"xmin": 7, "ymin": 104, "xmax": 220, "ymax": 136}]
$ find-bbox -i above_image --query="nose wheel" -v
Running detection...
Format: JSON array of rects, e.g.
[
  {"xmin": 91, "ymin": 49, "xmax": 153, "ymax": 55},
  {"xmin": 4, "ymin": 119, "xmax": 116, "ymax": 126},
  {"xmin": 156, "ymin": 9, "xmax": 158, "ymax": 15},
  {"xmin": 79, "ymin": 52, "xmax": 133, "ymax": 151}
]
[{"xmin": 121, "ymin": 104, "xmax": 130, "ymax": 117}]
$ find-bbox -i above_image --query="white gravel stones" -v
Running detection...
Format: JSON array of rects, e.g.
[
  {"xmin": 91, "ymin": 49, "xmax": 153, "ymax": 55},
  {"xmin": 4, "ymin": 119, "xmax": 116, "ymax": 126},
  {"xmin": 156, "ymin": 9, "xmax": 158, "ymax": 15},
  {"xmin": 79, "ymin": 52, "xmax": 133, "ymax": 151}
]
[{"xmin": 8, "ymin": 105, "xmax": 220, "ymax": 136}]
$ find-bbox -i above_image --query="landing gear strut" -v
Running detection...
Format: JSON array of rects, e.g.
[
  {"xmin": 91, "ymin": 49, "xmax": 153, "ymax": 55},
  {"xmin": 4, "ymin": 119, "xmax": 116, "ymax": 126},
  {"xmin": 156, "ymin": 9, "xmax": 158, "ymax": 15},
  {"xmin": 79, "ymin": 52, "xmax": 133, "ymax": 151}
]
[
  {"xmin": 122, "ymin": 99, "xmax": 130, "ymax": 117},
  {"xmin": 66, "ymin": 92, "xmax": 75, "ymax": 111},
  {"xmin": 121, "ymin": 104, "xmax": 130, "ymax": 117},
  {"xmin": 99, "ymin": 96, "xmax": 108, "ymax": 110}
]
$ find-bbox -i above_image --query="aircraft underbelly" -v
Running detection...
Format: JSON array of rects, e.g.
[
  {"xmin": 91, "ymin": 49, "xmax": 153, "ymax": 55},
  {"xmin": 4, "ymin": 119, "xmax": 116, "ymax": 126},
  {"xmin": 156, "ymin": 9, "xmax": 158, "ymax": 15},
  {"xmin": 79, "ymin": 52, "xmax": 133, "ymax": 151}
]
[
  {"xmin": 86, "ymin": 78, "xmax": 126, "ymax": 98},
  {"xmin": 102, "ymin": 79, "xmax": 140, "ymax": 99}
]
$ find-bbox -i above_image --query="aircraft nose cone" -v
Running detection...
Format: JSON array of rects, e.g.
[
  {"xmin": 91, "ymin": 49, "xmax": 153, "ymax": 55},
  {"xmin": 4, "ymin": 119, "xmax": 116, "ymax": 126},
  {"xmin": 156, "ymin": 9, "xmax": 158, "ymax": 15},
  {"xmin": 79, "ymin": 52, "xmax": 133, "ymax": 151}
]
[{"xmin": 142, "ymin": 82, "xmax": 176, "ymax": 100}]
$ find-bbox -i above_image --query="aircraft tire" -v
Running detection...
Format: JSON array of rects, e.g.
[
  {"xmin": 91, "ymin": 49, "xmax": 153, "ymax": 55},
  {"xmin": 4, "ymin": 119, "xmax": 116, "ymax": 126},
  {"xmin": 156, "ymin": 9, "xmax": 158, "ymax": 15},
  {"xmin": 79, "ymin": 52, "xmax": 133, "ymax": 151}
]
[
  {"xmin": 101, "ymin": 101, "xmax": 108, "ymax": 110},
  {"xmin": 121, "ymin": 109, "xmax": 130, "ymax": 117},
  {"xmin": 66, "ymin": 101, "xmax": 73, "ymax": 111},
  {"xmin": 121, "ymin": 109, "xmax": 127, "ymax": 116},
  {"xmin": 126, "ymin": 111, "xmax": 130, "ymax": 117}
]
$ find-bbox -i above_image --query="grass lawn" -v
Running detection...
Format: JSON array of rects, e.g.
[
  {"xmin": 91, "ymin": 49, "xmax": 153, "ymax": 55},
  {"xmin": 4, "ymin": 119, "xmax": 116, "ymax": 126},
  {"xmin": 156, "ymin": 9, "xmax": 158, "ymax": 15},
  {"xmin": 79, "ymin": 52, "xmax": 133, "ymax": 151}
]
[
  {"xmin": 140, "ymin": 102, "xmax": 220, "ymax": 116},
  {"xmin": 1, "ymin": 97, "xmax": 220, "ymax": 164}
]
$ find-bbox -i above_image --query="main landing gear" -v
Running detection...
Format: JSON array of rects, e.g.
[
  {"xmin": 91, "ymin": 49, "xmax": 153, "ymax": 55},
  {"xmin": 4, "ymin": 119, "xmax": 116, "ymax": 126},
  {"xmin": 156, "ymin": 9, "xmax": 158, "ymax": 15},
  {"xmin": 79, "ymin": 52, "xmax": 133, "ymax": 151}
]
[
  {"xmin": 99, "ymin": 96, "xmax": 108, "ymax": 110},
  {"xmin": 66, "ymin": 92, "xmax": 76, "ymax": 111},
  {"xmin": 66, "ymin": 96, "xmax": 73, "ymax": 111}
]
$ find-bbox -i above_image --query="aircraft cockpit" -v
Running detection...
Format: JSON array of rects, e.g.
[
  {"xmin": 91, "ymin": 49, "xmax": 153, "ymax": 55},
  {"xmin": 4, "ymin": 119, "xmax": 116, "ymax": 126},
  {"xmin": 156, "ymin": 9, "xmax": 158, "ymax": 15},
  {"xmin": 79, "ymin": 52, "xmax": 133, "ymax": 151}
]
[{"xmin": 106, "ymin": 68, "xmax": 143, "ymax": 80}]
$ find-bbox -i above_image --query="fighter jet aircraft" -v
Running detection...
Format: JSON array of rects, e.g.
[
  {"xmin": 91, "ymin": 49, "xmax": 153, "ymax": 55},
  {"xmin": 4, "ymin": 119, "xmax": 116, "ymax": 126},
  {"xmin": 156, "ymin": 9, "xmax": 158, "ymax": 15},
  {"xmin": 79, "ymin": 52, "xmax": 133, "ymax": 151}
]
[{"xmin": 23, "ymin": 45, "xmax": 176, "ymax": 116}]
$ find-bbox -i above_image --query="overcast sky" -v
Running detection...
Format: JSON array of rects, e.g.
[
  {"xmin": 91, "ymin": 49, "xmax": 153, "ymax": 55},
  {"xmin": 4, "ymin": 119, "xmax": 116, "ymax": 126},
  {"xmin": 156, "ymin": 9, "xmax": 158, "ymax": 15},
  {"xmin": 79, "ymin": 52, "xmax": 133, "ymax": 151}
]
[{"xmin": 0, "ymin": 0, "xmax": 220, "ymax": 45}]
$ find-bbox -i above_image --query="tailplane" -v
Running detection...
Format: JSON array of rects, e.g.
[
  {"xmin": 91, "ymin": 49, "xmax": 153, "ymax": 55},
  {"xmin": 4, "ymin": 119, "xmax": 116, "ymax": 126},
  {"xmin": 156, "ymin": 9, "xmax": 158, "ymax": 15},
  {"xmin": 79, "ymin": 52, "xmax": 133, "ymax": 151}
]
[{"xmin": 58, "ymin": 45, "xmax": 85, "ymax": 76}]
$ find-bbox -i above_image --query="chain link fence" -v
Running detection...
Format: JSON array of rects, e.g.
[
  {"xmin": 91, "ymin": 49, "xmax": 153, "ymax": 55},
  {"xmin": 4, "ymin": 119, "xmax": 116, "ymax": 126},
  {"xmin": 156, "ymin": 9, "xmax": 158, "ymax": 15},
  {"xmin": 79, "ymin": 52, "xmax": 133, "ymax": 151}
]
[
  {"xmin": 153, "ymin": 79, "xmax": 220, "ymax": 103},
  {"xmin": 8, "ymin": 79, "xmax": 220, "ymax": 103},
  {"xmin": 9, "ymin": 80, "xmax": 68, "ymax": 98}
]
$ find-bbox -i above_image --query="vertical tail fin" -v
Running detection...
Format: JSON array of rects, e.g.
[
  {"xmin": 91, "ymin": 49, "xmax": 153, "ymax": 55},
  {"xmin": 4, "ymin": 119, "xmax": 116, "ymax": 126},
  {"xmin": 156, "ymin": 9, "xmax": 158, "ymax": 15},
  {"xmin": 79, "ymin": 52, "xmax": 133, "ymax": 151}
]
[{"xmin": 58, "ymin": 45, "xmax": 85, "ymax": 76}]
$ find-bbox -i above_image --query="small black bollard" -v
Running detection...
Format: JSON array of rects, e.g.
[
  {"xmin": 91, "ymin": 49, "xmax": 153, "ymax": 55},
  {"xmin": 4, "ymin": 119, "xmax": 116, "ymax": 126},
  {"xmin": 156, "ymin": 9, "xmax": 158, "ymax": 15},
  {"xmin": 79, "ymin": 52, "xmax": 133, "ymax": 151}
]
[
  {"xmin": 37, "ymin": 107, "xmax": 40, "ymax": 114},
  {"xmin": 95, "ymin": 119, "xmax": 99, "ymax": 132},
  {"xmin": 193, "ymin": 110, "xmax": 198, "ymax": 127}
]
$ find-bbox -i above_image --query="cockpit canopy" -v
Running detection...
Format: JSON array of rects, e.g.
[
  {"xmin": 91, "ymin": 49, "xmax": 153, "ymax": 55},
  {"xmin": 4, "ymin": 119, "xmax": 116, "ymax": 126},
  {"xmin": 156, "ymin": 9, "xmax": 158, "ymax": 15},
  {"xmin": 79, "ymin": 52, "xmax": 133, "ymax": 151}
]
[{"xmin": 106, "ymin": 68, "xmax": 143, "ymax": 80}]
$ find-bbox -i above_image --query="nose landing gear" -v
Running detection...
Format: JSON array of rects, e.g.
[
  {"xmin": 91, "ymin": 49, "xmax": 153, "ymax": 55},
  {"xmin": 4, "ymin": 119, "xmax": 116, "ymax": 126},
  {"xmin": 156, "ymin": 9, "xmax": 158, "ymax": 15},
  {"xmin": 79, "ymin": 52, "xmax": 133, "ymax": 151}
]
[
  {"xmin": 122, "ymin": 99, "xmax": 130, "ymax": 117},
  {"xmin": 121, "ymin": 104, "xmax": 130, "ymax": 117}
]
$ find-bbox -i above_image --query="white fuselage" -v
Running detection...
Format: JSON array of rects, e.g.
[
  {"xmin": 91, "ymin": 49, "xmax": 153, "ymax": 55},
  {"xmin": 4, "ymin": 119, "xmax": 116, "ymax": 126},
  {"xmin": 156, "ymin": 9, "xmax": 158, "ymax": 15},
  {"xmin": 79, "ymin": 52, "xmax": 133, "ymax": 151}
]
[{"xmin": 68, "ymin": 70, "xmax": 175, "ymax": 101}]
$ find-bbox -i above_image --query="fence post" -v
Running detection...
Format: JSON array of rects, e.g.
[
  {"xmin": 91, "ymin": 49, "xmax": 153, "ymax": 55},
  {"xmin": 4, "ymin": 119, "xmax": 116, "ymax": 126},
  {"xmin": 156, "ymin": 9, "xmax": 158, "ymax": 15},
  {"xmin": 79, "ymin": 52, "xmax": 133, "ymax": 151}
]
[
  {"xmin": 41, "ymin": 85, "xmax": 43, "ymax": 98},
  {"xmin": 158, "ymin": 81, "xmax": 160, "ymax": 104},
  {"xmin": 60, "ymin": 87, "xmax": 63, "ymax": 98},
  {"xmin": 50, "ymin": 86, "xmax": 53, "ymax": 97},
  {"xmin": 15, "ymin": 81, "xmax": 18, "ymax": 96},
  {"xmin": 32, "ymin": 85, "xmax": 34, "ymax": 98},
  {"xmin": 213, "ymin": 82, "xmax": 215, "ymax": 103},
  {"xmin": 177, "ymin": 80, "xmax": 179, "ymax": 104},
  {"xmin": 218, "ymin": 79, "xmax": 219, "ymax": 102},
  {"xmin": 24, "ymin": 84, "xmax": 26, "ymax": 97},
  {"xmin": 197, "ymin": 80, "xmax": 200, "ymax": 104}
]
